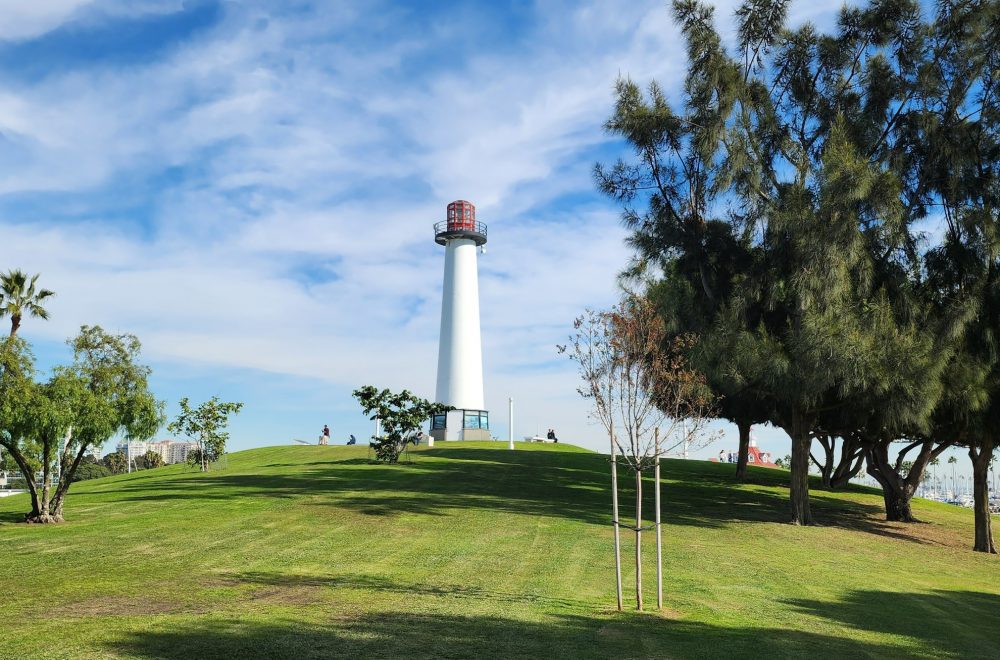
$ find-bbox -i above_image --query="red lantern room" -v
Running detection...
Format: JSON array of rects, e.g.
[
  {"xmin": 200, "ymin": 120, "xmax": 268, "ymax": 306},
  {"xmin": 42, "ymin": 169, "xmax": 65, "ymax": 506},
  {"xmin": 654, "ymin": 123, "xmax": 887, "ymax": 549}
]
[
  {"xmin": 448, "ymin": 200, "xmax": 475, "ymax": 230},
  {"xmin": 434, "ymin": 200, "xmax": 487, "ymax": 246}
]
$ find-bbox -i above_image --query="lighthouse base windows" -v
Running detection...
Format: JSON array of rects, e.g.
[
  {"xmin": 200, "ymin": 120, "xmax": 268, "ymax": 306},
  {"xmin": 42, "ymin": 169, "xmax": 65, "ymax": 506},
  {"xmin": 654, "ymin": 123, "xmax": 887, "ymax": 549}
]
[
  {"xmin": 429, "ymin": 409, "xmax": 491, "ymax": 441},
  {"xmin": 463, "ymin": 410, "xmax": 488, "ymax": 430}
]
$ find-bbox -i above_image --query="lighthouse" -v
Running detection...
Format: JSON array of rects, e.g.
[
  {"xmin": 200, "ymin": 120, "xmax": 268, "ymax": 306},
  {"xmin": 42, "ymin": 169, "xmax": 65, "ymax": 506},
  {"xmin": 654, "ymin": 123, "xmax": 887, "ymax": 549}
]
[{"xmin": 431, "ymin": 200, "xmax": 490, "ymax": 441}]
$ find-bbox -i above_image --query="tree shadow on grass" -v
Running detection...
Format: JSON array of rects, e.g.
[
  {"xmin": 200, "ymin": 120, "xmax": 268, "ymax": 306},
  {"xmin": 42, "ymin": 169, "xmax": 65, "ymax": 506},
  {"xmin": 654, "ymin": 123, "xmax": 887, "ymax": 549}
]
[
  {"xmin": 0, "ymin": 508, "xmax": 24, "ymax": 524},
  {"xmin": 100, "ymin": 447, "xmax": 938, "ymax": 544},
  {"xmin": 106, "ymin": 609, "xmax": 913, "ymax": 660},
  {"xmin": 224, "ymin": 570, "xmax": 593, "ymax": 610},
  {"xmin": 108, "ymin": 449, "xmax": 787, "ymax": 527},
  {"xmin": 784, "ymin": 589, "xmax": 1000, "ymax": 659},
  {"xmin": 104, "ymin": 571, "xmax": 996, "ymax": 659}
]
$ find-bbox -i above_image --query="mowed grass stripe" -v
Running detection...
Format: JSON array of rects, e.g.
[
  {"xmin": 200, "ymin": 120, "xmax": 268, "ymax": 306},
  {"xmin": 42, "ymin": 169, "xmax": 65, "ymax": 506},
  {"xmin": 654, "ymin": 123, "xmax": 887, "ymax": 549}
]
[{"xmin": 1, "ymin": 442, "xmax": 998, "ymax": 659}]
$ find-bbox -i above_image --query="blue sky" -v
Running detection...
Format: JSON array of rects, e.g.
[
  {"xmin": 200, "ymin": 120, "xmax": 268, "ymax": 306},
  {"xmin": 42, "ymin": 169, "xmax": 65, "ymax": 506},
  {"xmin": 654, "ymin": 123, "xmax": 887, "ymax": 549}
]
[{"xmin": 0, "ymin": 0, "xmax": 973, "ymax": 472}]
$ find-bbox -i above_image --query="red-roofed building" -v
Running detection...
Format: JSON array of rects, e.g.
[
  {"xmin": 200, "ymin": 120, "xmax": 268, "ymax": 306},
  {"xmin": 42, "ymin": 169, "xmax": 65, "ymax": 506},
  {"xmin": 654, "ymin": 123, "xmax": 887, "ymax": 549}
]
[{"xmin": 711, "ymin": 439, "xmax": 779, "ymax": 468}]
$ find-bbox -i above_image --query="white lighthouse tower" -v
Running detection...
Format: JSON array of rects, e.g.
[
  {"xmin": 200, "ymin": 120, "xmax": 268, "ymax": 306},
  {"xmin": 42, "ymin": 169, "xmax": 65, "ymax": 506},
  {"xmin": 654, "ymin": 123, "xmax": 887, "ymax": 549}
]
[{"xmin": 431, "ymin": 200, "xmax": 490, "ymax": 441}]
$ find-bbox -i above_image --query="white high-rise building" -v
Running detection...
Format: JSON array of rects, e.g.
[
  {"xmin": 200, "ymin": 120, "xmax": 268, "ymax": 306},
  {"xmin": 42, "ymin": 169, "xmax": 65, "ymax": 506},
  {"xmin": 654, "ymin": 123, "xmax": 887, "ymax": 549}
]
[
  {"xmin": 116, "ymin": 440, "xmax": 150, "ymax": 462},
  {"xmin": 431, "ymin": 200, "xmax": 490, "ymax": 441},
  {"xmin": 115, "ymin": 439, "xmax": 196, "ymax": 465}
]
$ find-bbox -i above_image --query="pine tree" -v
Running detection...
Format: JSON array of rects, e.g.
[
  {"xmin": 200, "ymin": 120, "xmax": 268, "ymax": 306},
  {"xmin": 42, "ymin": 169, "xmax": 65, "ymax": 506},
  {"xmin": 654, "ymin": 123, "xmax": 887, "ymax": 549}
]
[
  {"xmin": 896, "ymin": 0, "xmax": 1000, "ymax": 551},
  {"xmin": 600, "ymin": 0, "xmax": 955, "ymax": 526}
]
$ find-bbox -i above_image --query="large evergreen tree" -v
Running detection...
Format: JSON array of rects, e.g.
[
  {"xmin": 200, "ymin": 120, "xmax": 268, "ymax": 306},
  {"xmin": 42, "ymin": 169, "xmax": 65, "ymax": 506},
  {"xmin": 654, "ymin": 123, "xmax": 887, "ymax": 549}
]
[
  {"xmin": 896, "ymin": 0, "xmax": 1000, "ymax": 551},
  {"xmin": 600, "ymin": 0, "xmax": 950, "ymax": 525}
]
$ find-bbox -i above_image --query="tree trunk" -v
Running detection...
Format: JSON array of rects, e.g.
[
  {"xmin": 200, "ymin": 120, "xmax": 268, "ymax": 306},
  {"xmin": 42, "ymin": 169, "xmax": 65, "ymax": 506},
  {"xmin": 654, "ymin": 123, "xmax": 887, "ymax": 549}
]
[
  {"xmin": 48, "ymin": 443, "xmax": 89, "ymax": 523},
  {"xmin": 810, "ymin": 434, "xmax": 834, "ymax": 488},
  {"xmin": 970, "ymin": 442, "xmax": 997, "ymax": 554},
  {"xmin": 24, "ymin": 438, "xmax": 63, "ymax": 524},
  {"xmin": 789, "ymin": 414, "xmax": 813, "ymax": 526},
  {"xmin": 829, "ymin": 434, "xmax": 864, "ymax": 490},
  {"xmin": 864, "ymin": 441, "xmax": 919, "ymax": 523},
  {"xmin": 40, "ymin": 434, "xmax": 53, "ymax": 517},
  {"xmin": 9, "ymin": 315, "xmax": 20, "ymax": 337},
  {"xmin": 882, "ymin": 486, "xmax": 915, "ymax": 523},
  {"xmin": 610, "ymin": 429, "xmax": 623, "ymax": 611},
  {"xmin": 1, "ymin": 440, "xmax": 41, "ymax": 520},
  {"xmin": 735, "ymin": 420, "xmax": 751, "ymax": 481},
  {"xmin": 634, "ymin": 466, "xmax": 643, "ymax": 611},
  {"xmin": 655, "ymin": 428, "xmax": 662, "ymax": 611},
  {"xmin": 24, "ymin": 507, "xmax": 64, "ymax": 524}
]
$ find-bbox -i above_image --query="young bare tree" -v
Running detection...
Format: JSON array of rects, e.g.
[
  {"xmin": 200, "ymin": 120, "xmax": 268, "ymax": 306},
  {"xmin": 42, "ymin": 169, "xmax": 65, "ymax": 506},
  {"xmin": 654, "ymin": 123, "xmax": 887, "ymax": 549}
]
[{"xmin": 562, "ymin": 295, "xmax": 716, "ymax": 610}]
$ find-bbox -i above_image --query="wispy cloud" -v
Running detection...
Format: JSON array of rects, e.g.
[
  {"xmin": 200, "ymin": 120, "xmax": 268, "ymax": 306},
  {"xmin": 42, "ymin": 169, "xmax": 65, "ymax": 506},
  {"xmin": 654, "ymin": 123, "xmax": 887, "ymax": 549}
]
[{"xmin": 0, "ymin": 0, "xmax": 846, "ymax": 452}]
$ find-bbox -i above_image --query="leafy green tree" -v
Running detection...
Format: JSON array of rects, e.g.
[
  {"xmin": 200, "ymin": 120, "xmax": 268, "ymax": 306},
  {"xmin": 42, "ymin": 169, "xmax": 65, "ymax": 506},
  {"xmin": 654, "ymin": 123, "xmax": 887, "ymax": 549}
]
[
  {"xmin": 352, "ymin": 386, "xmax": 451, "ymax": 464},
  {"xmin": 103, "ymin": 450, "xmax": 127, "ymax": 475},
  {"xmin": 0, "ymin": 326, "xmax": 163, "ymax": 522},
  {"xmin": 168, "ymin": 397, "xmax": 243, "ymax": 472},
  {"xmin": 71, "ymin": 460, "xmax": 112, "ymax": 482},
  {"xmin": 0, "ymin": 336, "xmax": 40, "ymax": 510},
  {"xmin": 0, "ymin": 270, "xmax": 54, "ymax": 337},
  {"xmin": 141, "ymin": 450, "xmax": 164, "ymax": 470}
]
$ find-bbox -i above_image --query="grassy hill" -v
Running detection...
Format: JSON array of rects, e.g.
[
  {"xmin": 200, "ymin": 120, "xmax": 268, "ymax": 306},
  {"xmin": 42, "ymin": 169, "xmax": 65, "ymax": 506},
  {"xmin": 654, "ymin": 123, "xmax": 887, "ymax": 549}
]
[{"xmin": 1, "ymin": 442, "xmax": 998, "ymax": 659}]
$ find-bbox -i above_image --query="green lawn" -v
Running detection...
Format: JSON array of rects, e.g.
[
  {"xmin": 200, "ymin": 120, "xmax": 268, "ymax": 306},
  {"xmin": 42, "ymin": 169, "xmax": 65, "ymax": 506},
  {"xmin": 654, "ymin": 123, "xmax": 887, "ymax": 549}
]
[{"xmin": 1, "ymin": 442, "xmax": 998, "ymax": 659}]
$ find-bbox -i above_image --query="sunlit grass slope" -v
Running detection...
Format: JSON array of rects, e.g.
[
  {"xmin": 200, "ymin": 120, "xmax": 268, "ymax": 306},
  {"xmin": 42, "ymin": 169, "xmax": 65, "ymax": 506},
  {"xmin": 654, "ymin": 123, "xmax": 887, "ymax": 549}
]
[{"xmin": 1, "ymin": 442, "xmax": 998, "ymax": 659}]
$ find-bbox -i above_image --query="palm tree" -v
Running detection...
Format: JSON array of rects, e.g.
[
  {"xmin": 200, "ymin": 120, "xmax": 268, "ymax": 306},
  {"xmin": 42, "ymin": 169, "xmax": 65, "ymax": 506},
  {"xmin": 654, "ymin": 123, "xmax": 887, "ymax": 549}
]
[
  {"xmin": 0, "ymin": 270, "xmax": 54, "ymax": 337},
  {"xmin": 949, "ymin": 455, "xmax": 959, "ymax": 497}
]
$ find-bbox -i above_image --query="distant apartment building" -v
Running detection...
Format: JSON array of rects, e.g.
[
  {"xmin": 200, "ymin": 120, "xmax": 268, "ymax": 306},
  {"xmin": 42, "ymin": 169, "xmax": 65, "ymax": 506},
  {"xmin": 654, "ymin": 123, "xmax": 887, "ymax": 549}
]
[{"xmin": 115, "ymin": 439, "xmax": 197, "ymax": 465}]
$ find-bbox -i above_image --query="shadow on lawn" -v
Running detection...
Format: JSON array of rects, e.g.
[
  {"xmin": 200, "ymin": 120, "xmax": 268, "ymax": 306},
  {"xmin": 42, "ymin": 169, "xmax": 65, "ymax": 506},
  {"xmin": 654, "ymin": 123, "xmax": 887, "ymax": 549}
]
[
  {"xmin": 0, "ymin": 509, "xmax": 24, "ymax": 524},
  {"xmin": 227, "ymin": 570, "xmax": 592, "ymax": 610},
  {"xmin": 785, "ymin": 589, "xmax": 1000, "ymax": 658},
  {"xmin": 103, "ymin": 447, "xmax": 917, "ymax": 541},
  {"xmin": 105, "ymin": 606, "xmax": 931, "ymax": 660}
]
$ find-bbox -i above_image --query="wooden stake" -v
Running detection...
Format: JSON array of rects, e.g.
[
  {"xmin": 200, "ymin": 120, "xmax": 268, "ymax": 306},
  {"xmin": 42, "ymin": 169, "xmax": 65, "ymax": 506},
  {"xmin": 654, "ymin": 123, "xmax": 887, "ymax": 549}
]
[
  {"xmin": 655, "ymin": 427, "xmax": 663, "ymax": 610},
  {"xmin": 635, "ymin": 460, "xmax": 643, "ymax": 610},
  {"xmin": 610, "ymin": 426, "xmax": 623, "ymax": 611}
]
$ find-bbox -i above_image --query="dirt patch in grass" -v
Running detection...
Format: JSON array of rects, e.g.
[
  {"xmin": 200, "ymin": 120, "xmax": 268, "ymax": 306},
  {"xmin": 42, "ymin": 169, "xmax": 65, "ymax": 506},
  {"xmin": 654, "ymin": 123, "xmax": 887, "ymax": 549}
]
[
  {"xmin": 60, "ymin": 582, "xmax": 327, "ymax": 620},
  {"xmin": 249, "ymin": 584, "xmax": 328, "ymax": 606},
  {"xmin": 62, "ymin": 595, "xmax": 208, "ymax": 618},
  {"xmin": 869, "ymin": 518, "xmax": 970, "ymax": 549},
  {"xmin": 829, "ymin": 509, "xmax": 971, "ymax": 550},
  {"xmin": 656, "ymin": 607, "xmax": 684, "ymax": 619},
  {"xmin": 206, "ymin": 577, "xmax": 329, "ymax": 607}
]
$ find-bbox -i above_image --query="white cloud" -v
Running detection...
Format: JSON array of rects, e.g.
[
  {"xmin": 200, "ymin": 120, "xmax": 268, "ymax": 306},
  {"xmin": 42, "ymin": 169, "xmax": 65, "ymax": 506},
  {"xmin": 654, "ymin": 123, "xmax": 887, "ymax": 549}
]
[
  {"xmin": 0, "ymin": 0, "xmax": 187, "ymax": 41},
  {"xmin": 0, "ymin": 0, "xmax": 94, "ymax": 40},
  {"xmin": 0, "ymin": 0, "xmax": 848, "ymax": 452}
]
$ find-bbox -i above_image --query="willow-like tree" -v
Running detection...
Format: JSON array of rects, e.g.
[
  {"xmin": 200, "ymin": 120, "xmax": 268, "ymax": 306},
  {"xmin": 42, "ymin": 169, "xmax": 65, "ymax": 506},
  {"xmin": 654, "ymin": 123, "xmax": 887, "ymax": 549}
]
[{"xmin": 0, "ymin": 326, "xmax": 163, "ymax": 523}]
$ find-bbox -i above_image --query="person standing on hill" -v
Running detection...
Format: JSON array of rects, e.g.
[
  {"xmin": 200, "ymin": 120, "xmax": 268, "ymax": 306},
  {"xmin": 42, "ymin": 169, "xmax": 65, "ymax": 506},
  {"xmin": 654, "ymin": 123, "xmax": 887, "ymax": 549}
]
[{"xmin": 321, "ymin": 425, "xmax": 330, "ymax": 446}]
